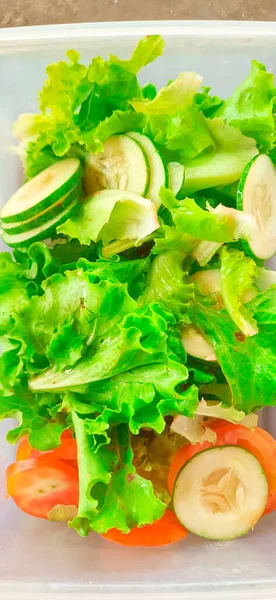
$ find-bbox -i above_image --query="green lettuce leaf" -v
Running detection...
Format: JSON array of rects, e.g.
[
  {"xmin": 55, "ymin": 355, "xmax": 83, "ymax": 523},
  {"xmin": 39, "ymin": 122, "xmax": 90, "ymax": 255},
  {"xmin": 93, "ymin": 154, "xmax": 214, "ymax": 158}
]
[
  {"xmin": 0, "ymin": 386, "xmax": 67, "ymax": 448},
  {"xmin": 109, "ymin": 35, "xmax": 164, "ymax": 73},
  {"xmin": 214, "ymin": 60, "xmax": 276, "ymax": 152},
  {"xmin": 160, "ymin": 187, "xmax": 256, "ymax": 244},
  {"xmin": 131, "ymin": 71, "xmax": 202, "ymax": 115},
  {"xmin": 58, "ymin": 190, "xmax": 159, "ymax": 255},
  {"xmin": 193, "ymin": 86, "xmax": 224, "ymax": 117},
  {"xmin": 140, "ymin": 251, "xmax": 194, "ymax": 322},
  {"xmin": 189, "ymin": 286, "xmax": 276, "ymax": 412},
  {"xmin": 12, "ymin": 269, "xmax": 135, "ymax": 371},
  {"xmin": 70, "ymin": 416, "xmax": 165, "ymax": 536},
  {"xmin": 13, "ymin": 37, "xmax": 160, "ymax": 176},
  {"xmin": 29, "ymin": 303, "xmax": 176, "ymax": 391},
  {"xmin": 79, "ymin": 110, "xmax": 146, "ymax": 154},
  {"xmin": 0, "ymin": 253, "xmax": 31, "ymax": 335},
  {"xmin": 144, "ymin": 105, "xmax": 214, "ymax": 162},
  {"xmin": 220, "ymin": 247, "xmax": 258, "ymax": 336}
]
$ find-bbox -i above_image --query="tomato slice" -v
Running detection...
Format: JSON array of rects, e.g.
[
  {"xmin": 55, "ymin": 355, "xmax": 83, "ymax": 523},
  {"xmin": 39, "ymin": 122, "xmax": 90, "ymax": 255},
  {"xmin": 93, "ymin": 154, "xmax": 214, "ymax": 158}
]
[
  {"xmin": 16, "ymin": 431, "xmax": 77, "ymax": 466},
  {"xmin": 103, "ymin": 509, "xmax": 188, "ymax": 546},
  {"xmin": 7, "ymin": 455, "xmax": 79, "ymax": 519},
  {"xmin": 168, "ymin": 421, "xmax": 276, "ymax": 515}
]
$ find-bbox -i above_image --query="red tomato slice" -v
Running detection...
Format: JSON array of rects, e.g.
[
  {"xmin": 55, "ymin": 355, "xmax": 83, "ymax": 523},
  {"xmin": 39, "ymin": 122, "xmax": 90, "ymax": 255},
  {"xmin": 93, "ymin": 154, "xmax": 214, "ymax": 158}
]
[
  {"xmin": 16, "ymin": 431, "xmax": 77, "ymax": 465},
  {"xmin": 7, "ymin": 455, "xmax": 79, "ymax": 519},
  {"xmin": 168, "ymin": 421, "xmax": 276, "ymax": 515},
  {"xmin": 103, "ymin": 509, "xmax": 188, "ymax": 546}
]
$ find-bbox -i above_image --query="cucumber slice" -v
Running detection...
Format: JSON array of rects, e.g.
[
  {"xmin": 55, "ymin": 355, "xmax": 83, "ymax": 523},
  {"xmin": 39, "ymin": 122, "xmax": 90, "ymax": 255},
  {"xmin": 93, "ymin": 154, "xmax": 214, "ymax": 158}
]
[
  {"xmin": 181, "ymin": 324, "xmax": 217, "ymax": 362},
  {"xmin": 127, "ymin": 132, "xmax": 167, "ymax": 209},
  {"xmin": 237, "ymin": 154, "xmax": 276, "ymax": 260},
  {"xmin": 173, "ymin": 445, "xmax": 268, "ymax": 540},
  {"xmin": 1, "ymin": 159, "xmax": 81, "ymax": 224},
  {"xmin": 2, "ymin": 184, "xmax": 82, "ymax": 235},
  {"xmin": 192, "ymin": 268, "xmax": 258, "ymax": 306},
  {"xmin": 83, "ymin": 135, "xmax": 150, "ymax": 197},
  {"xmin": 2, "ymin": 198, "xmax": 79, "ymax": 248},
  {"xmin": 168, "ymin": 162, "xmax": 185, "ymax": 196},
  {"xmin": 256, "ymin": 267, "xmax": 276, "ymax": 292}
]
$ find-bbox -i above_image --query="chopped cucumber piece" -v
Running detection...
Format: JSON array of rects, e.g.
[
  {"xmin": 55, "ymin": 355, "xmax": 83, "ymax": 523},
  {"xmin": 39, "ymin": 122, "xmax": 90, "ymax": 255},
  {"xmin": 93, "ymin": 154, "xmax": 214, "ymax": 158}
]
[
  {"xmin": 84, "ymin": 134, "xmax": 150, "ymax": 197},
  {"xmin": 168, "ymin": 162, "xmax": 185, "ymax": 196},
  {"xmin": 173, "ymin": 445, "xmax": 268, "ymax": 540},
  {"xmin": 256, "ymin": 267, "xmax": 276, "ymax": 292},
  {"xmin": 1, "ymin": 159, "xmax": 81, "ymax": 223},
  {"xmin": 2, "ymin": 184, "xmax": 82, "ymax": 235},
  {"xmin": 127, "ymin": 131, "xmax": 167, "ymax": 209},
  {"xmin": 237, "ymin": 154, "xmax": 276, "ymax": 260},
  {"xmin": 191, "ymin": 268, "xmax": 258, "ymax": 307},
  {"xmin": 181, "ymin": 324, "xmax": 217, "ymax": 362},
  {"xmin": 2, "ymin": 199, "xmax": 79, "ymax": 248},
  {"xmin": 180, "ymin": 148, "xmax": 257, "ymax": 196}
]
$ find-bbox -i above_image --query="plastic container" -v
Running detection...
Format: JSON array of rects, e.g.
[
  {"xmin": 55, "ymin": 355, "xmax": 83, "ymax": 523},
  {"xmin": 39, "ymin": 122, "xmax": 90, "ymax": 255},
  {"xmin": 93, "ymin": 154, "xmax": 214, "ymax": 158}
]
[{"xmin": 0, "ymin": 20, "xmax": 276, "ymax": 600}]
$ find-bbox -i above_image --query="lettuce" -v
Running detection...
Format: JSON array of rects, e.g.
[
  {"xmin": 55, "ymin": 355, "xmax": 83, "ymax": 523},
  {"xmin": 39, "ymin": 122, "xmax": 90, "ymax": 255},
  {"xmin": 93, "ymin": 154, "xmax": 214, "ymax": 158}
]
[
  {"xmin": 160, "ymin": 188, "xmax": 256, "ymax": 244},
  {"xmin": 140, "ymin": 251, "xmax": 194, "ymax": 322},
  {"xmin": 58, "ymin": 191, "xmax": 159, "ymax": 255},
  {"xmin": 214, "ymin": 60, "xmax": 276, "ymax": 152},
  {"xmin": 131, "ymin": 71, "xmax": 202, "ymax": 115},
  {"xmin": 144, "ymin": 105, "xmax": 214, "ymax": 162},
  {"xmin": 220, "ymin": 247, "xmax": 258, "ymax": 336},
  {"xmin": 190, "ymin": 286, "xmax": 276, "ymax": 412},
  {"xmin": 13, "ymin": 36, "xmax": 163, "ymax": 176},
  {"xmin": 70, "ymin": 417, "xmax": 165, "ymax": 536}
]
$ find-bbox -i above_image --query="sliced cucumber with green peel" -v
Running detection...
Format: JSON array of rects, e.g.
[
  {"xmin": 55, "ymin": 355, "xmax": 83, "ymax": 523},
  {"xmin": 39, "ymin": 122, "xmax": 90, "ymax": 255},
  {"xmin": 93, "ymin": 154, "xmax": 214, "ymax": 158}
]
[
  {"xmin": 237, "ymin": 154, "xmax": 276, "ymax": 260},
  {"xmin": 181, "ymin": 324, "xmax": 217, "ymax": 362},
  {"xmin": 2, "ymin": 184, "xmax": 82, "ymax": 235},
  {"xmin": 168, "ymin": 162, "xmax": 185, "ymax": 196},
  {"xmin": 2, "ymin": 199, "xmax": 79, "ymax": 248},
  {"xmin": 1, "ymin": 159, "xmax": 81, "ymax": 224},
  {"xmin": 127, "ymin": 131, "xmax": 167, "ymax": 209},
  {"xmin": 84, "ymin": 134, "xmax": 150, "ymax": 197},
  {"xmin": 173, "ymin": 445, "xmax": 268, "ymax": 540}
]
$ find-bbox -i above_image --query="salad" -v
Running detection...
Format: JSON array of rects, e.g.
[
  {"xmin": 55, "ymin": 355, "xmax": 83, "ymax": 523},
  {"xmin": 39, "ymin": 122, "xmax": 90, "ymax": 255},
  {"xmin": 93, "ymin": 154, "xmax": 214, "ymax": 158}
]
[{"xmin": 1, "ymin": 35, "xmax": 276, "ymax": 546}]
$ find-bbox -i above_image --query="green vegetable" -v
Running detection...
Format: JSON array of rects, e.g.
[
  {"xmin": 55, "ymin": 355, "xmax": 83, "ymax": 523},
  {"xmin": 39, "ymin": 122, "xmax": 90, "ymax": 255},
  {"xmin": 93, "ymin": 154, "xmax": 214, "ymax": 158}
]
[
  {"xmin": 214, "ymin": 60, "xmax": 276, "ymax": 152},
  {"xmin": 2, "ymin": 36, "xmax": 276, "ymax": 541},
  {"xmin": 190, "ymin": 286, "xmax": 276, "ymax": 412},
  {"xmin": 131, "ymin": 72, "xmax": 202, "ymax": 115},
  {"xmin": 57, "ymin": 189, "xmax": 159, "ymax": 255},
  {"xmin": 220, "ymin": 247, "xmax": 258, "ymax": 336}
]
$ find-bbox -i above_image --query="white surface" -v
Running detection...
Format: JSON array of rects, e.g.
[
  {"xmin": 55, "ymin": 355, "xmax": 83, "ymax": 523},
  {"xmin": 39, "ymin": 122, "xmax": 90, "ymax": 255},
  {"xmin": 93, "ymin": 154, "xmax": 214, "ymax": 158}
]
[{"xmin": 1, "ymin": 20, "xmax": 276, "ymax": 599}]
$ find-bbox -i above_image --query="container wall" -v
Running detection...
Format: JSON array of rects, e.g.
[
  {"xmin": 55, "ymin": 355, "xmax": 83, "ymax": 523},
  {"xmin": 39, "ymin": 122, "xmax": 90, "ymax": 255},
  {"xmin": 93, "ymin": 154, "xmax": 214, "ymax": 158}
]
[{"xmin": 0, "ymin": 22, "xmax": 276, "ymax": 599}]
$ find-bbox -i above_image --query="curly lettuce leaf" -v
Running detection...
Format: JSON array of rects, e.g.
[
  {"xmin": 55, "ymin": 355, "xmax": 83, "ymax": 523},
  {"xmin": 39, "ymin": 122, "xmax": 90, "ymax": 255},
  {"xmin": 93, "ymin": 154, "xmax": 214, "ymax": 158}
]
[
  {"xmin": 193, "ymin": 86, "xmax": 224, "ymax": 117},
  {"xmin": 13, "ymin": 37, "xmax": 160, "ymax": 176},
  {"xmin": 70, "ymin": 416, "xmax": 165, "ymax": 536},
  {"xmin": 0, "ymin": 253, "xmax": 31, "ymax": 335},
  {"xmin": 79, "ymin": 110, "xmax": 146, "ymax": 154},
  {"xmin": 12, "ymin": 269, "xmax": 135, "ymax": 371},
  {"xmin": 140, "ymin": 251, "xmax": 194, "ymax": 322},
  {"xmin": 144, "ymin": 106, "xmax": 214, "ymax": 162},
  {"xmin": 214, "ymin": 60, "xmax": 276, "ymax": 152},
  {"xmin": 29, "ymin": 303, "xmax": 175, "ymax": 391},
  {"xmin": 160, "ymin": 188, "xmax": 256, "ymax": 244},
  {"xmin": 189, "ymin": 286, "xmax": 276, "ymax": 412},
  {"xmin": 220, "ymin": 247, "xmax": 258, "ymax": 336},
  {"xmin": 0, "ymin": 386, "xmax": 67, "ymax": 448},
  {"xmin": 58, "ymin": 191, "xmax": 159, "ymax": 255},
  {"xmin": 131, "ymin": 72, "xmax": 202, "ymax": 115},
  {"xmin": 77, "ymin": 255, "xmax": 150, "ymax": 299},
  {"xmin": 109, "ymin": 35, "xmax": 164, "ymax": 74}
]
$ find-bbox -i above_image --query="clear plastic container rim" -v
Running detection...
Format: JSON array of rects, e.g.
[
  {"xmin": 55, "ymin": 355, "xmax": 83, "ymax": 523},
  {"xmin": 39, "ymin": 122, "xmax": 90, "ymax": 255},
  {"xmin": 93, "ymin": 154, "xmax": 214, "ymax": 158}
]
[{"xmin": 0, "ymin": 20, "xmax": 276, "ymax": 50}]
